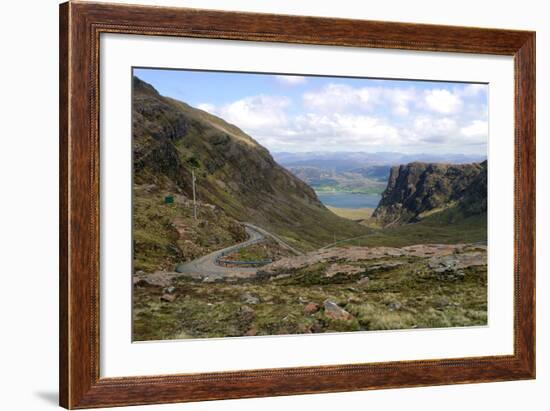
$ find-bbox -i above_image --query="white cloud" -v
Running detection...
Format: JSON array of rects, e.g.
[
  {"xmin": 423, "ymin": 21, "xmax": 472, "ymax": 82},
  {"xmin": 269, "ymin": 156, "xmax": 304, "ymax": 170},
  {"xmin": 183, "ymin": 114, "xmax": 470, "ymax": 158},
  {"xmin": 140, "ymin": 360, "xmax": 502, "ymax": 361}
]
[
  {"xmin": 303, "ymin": 83, "xmax": 373, "ymax": 111},
  {"xmin": 275, "ymin": 75, "xmax": 307, "ymax": 85},
  {"xmin": 424, "ymin": 89, "xmax": 463, "ymax": 114},
  {"xmin": 194, "ymin": 82, "xmax": 487, "ymax": 154},
  {"xmin": 411, "ymin": 116, "xmax": 459, "ymax": 143},
  {"xmin": 197, "ymin": 103, "xmax": 215, "ymax": 113},
  {"xmin": 460, "ymin": 120, "xmax": 488, "ymax": 142},
  {"xmin": 215, "ymin": 95, "xmax": 290, "ymax": 131},
  {"xmin": 302, "ymin": 83, "xmax": 416, "ymax": 116}
]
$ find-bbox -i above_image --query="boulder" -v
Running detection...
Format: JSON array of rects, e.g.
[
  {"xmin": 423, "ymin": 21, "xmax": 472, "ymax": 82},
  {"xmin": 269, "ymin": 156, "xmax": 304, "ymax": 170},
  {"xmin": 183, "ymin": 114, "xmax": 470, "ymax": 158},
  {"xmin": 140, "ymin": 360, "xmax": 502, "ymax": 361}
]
[
  {"xmin": 323, "ymin": 300, "xmax": 353, "ymax": 321},
  {"xmin": 357, "ymin": 277, "xmax": 370, "ymax": 287},
  {"xmin": 304, "ymin": 302, "xmax": 320, "ymax": 315},
  {"xmin": 160, "ymin": 293, "xmax": 176, "ymax": 302},
  {"xmin": 240, "ymin": 293, "xmax": 260, "ymax": 305}
]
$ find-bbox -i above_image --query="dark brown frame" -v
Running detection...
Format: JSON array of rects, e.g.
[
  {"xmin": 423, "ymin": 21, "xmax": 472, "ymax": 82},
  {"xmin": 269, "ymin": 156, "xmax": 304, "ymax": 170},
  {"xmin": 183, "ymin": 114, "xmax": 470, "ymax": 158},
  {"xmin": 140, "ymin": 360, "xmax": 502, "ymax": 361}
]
[{"xmin": 59, "ymin": 1, "xmax": 536, "ymax": 409}]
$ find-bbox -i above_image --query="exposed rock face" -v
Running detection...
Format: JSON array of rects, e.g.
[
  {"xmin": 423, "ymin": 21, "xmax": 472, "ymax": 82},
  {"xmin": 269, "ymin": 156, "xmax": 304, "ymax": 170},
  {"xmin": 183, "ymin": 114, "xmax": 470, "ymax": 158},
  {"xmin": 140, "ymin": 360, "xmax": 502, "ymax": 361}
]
[
  {"xmin": 260, "ymin": 243, "xmax": 478, "ymax": 277},
  {"xmin": 372, "ymin": 161, "xmax": 487, "ymax": 225},
  {"xmin": 132, "ymin": 76, "xmax": 367, "ymax": 250}
]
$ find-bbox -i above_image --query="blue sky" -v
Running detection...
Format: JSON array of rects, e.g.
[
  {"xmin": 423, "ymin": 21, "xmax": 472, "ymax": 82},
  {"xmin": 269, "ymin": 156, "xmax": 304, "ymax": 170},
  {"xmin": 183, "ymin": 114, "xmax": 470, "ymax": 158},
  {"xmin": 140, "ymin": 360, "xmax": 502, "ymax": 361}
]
[{"xmin": 134, "ymin": 67, "xmax": 488, "ymax": 155}]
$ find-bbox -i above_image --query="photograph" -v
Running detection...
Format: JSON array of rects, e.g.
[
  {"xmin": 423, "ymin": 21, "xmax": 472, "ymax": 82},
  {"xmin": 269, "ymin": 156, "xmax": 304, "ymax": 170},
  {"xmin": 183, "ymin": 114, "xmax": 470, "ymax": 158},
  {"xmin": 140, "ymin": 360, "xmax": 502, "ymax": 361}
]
[{"xmin": 131, "ymin": 68, "xmax": 489, "ymax": 341}]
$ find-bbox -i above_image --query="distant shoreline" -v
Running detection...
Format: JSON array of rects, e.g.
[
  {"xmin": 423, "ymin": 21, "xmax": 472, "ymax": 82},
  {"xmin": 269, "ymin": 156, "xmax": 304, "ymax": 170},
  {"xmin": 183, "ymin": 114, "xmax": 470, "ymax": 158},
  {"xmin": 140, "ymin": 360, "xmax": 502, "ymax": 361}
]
[{"xmin": 326, "ymin": 206, "xmax": 374, "ymax": 221}]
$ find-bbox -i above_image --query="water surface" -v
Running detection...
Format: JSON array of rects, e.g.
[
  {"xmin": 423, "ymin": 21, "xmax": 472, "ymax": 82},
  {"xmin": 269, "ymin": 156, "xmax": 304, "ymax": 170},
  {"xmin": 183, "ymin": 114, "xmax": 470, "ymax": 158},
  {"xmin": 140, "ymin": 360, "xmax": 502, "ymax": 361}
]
[{"xmin": 316, "ymin": 192, "xmax": 381, "ymax": 209}]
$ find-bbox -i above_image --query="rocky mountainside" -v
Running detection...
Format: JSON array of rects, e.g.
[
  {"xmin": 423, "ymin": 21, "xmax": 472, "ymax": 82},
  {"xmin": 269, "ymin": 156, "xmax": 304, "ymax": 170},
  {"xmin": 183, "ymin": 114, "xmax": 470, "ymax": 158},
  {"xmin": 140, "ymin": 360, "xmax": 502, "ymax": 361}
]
[
  {"xmin": 372, "ymin": 161, "xmax": 487, "ymax": 225},
  {"xmin": 132, "ymin": 77, "xmax": 367, "ymax": 251}
]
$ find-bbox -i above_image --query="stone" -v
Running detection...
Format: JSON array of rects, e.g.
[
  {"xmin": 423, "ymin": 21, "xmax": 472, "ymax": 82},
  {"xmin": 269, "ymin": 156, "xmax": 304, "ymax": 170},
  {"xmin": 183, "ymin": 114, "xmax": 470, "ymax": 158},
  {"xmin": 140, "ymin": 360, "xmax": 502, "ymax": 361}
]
[
  {"xmin": 164, "ymin": 286, "xmax": 176, "ymax": 294},
  {"xmin": 133, "ymin": 278, "xmax": 152, "ymax": 287},
  {"xmin": 304, "ymin": 302, "xmax": 320, "ymax": 315},
  {"xmin": 239, "ymin": 305, "xmax": 256, "ymax": 323},
  {"xmin": 240, "ymin": 293, "xmax": 260, "ymax": 305},
  {"xmin": 160, "ymin": 293, "xmax": 176, "ymax": 303},
  {"xmin": 324, "ymin": 263, "xmax": 364, "ymax": 278},
  {"xmin": 357, "ymin": 276, "xmax": 370, "ymax": 287},
  {"xmin": 245, "ymin": 328, "xmax": 258, "ymax": 337},
  {"xmin": 434, "ymin": 297, "xmax": 451, "ymax": 310},
  {"xmin": 387, "ymin": 301, "xmax": 402, "ymax": 311},
  {"xmin": 366, "ymin": 261, "xmax": 406, "ymax": 272},
  {"xmin": 323, "ymin": 300, "xmax": 353, "ymax": 321}
]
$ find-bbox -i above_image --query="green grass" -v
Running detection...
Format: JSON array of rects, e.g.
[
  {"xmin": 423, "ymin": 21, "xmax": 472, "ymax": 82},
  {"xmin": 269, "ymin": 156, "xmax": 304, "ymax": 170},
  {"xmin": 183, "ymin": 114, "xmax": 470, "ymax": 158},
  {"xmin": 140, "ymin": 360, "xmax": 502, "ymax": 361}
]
[
  {"xmin": 224, "ymin": 239, "xmax": 292, "ymax": 262},
  {"xmin": 354, "ymin": 210, "xmax": 487, "ymax": 248},
  {"xmin": 133, "ymin": 188, "xmax": 246, "ymax": 273}
]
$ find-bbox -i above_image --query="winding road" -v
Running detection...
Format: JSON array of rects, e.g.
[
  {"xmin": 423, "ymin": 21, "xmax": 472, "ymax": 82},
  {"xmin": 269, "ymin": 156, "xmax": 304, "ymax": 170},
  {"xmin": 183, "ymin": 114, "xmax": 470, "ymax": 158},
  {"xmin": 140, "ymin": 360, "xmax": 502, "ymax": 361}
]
[
  {"xmin": 175, "ymin": 226, "xmax": 265, "ymax": 279},
  {"xmin": 174, "ymin": 223, "xmax": 303, "ymax": 280}
]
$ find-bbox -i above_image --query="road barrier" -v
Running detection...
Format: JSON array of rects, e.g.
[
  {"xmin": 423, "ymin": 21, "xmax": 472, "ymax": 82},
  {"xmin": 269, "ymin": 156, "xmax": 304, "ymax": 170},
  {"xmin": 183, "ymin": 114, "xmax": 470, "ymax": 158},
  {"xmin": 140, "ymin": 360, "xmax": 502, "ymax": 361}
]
[{"xmin": 216, "ymin": 258, "xmax": 272, "ymax": 267}]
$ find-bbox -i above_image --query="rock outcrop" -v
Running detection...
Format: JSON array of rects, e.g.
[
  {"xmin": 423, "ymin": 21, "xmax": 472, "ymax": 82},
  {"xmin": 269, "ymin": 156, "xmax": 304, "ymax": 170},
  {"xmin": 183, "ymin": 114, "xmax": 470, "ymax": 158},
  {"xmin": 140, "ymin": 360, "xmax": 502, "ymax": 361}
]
[{"xmin": 372, "ymin": 161, "xmax": 487, "ymax": 225}]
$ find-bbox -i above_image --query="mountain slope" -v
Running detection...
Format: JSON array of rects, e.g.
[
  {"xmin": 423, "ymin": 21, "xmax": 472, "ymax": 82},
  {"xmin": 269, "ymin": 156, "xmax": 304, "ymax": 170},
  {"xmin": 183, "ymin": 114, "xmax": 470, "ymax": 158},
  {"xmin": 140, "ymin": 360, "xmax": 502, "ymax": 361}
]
[
  {"xmin": 372, "ymin": 161, "xmax": 487, "ymax": 226},
  {"xmin": 132, "ymin": 76, "xmax": 368, "ymax": 251}
]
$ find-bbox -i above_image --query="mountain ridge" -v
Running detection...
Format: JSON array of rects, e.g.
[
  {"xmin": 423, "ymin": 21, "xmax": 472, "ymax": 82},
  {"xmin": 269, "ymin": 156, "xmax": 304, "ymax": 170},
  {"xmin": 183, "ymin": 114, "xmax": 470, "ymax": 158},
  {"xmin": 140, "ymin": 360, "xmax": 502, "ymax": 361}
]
[{"xmin": 132, "ymin": 76, "xmax": 368, "ymax": 253}]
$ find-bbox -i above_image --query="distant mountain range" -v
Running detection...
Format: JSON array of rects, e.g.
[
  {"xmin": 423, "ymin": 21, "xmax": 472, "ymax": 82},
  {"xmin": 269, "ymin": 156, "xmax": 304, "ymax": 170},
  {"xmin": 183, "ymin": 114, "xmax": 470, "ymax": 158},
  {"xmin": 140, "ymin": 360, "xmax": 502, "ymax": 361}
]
[
  {"xmin": 273, "ymin": 151, "xmax": 486, "ymax": 172},
  {"xmin": 274, "ymin": 151, "xmax": 486, "ymax": 197}
]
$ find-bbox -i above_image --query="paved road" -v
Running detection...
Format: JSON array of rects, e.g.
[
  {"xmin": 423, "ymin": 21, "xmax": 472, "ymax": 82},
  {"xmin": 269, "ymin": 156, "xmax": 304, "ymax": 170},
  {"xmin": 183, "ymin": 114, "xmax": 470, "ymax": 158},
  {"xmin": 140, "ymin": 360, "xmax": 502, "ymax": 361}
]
[{"xmin": 175, "ymin": 226, "xmax": 266, "ymax": 279}]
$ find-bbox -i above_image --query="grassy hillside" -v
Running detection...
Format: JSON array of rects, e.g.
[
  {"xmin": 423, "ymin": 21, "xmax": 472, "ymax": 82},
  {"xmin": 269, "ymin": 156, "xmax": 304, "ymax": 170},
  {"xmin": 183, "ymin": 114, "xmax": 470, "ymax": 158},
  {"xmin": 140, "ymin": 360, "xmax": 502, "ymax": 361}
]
[
  {"xmin": 133, "ymin": 77, "xmax": 368, "ymax": 254},
  {"xmin": 133, "ymin": 186, "xmax": 247, "ymax": 273},
  {"xmin": 356, "ymin": 208, "xmax": 486, "ymax": 247}
]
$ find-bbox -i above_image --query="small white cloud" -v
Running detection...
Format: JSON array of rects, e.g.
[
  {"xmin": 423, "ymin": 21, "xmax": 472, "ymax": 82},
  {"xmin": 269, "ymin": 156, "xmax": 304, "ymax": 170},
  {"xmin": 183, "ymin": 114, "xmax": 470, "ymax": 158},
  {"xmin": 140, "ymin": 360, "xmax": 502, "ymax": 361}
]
[
  {"xmin": 303, "ymin": 83, "xmax": 373, "ymax": 111},
  {"xmin": 424, "ymin": 89, "xmax": 463, "ymax": 114},
  {"xmin": 197, "ymin": 103, "xmax": 216, "ymax": 113},
  {"xmin": 218, "ymin": 95, "xmax": 290, "ymax": 130},
  {"xmin": 275, "ymin": 75, "xmax": 307, "ymax": 85}
]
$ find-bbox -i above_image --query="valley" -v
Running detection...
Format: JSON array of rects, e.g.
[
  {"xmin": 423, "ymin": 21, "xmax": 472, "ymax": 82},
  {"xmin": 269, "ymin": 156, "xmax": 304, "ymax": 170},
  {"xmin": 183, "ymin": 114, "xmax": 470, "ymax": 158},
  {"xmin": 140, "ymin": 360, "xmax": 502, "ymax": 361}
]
[{"xmin": 132, "ymin": 76, "xmax": 488, "ymax": 341}]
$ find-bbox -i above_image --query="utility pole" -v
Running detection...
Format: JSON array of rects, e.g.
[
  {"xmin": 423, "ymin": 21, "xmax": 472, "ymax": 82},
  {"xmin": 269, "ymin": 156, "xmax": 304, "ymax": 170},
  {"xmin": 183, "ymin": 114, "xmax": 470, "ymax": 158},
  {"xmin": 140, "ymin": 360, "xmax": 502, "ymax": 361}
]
[{"xmin": 192, "ymin": 169, "xmax": 197, "ymax": 220}]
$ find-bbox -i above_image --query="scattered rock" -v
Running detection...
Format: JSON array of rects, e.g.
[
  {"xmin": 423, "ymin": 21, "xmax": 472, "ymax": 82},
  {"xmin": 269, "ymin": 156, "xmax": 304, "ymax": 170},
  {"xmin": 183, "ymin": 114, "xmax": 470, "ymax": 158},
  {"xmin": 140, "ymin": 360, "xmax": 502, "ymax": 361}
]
[
  {"xmin": 133, "ymin": 271, "xmax": 177, "ymax": 288},
  {"xmin": 434, "ymin": 297, "xmax": 451, "ymax": 310},
  {"xmin": 323, "ymin": 300, "xmax": 353, "ymax": 321},
  {"xmin": 238, "ymin": 305, "xmax": 256, "ymax": 324},
  {"xmin": 133, "ymin": 278, "xmax": 153, "ymax": 288},
  {"xmin": 357, "ymin": 277, "xmax": 370, "ymax": 287},
  {"xmin": 366, "ymin": 261, "xmax": 406, "ymax": 272},
  {"xmin": 387, "ymin": 301, "xmax": 402, "ymax": 311},
  {"xmin": 304, "ymin": 302, "xmax": 320, "ymax": 315},
  {"xmin": 164, "ymin": 286, "xmax": 176, "ymax": 294},
  {"xmin": 160, "ymin": 294, "xmax": 176, "ymax": 303},
  {"xmin": 261, "ymin": 244, "xmax": 484, "ymax": 277},
  {"xmin": 310, "ymin": 321, "xmax": 324, "ymax": 333},
  {"xmin": 240, "ymin": 293, "xmax": 260, "ymax": 305}
]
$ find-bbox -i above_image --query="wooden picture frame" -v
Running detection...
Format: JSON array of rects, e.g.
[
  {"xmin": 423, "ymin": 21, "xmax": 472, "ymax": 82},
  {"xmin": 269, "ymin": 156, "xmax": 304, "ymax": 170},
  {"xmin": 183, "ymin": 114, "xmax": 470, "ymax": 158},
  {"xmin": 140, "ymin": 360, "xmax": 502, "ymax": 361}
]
[{"xmin": 59, "ymin": 1, "xmax": 535, "ymax": 408}]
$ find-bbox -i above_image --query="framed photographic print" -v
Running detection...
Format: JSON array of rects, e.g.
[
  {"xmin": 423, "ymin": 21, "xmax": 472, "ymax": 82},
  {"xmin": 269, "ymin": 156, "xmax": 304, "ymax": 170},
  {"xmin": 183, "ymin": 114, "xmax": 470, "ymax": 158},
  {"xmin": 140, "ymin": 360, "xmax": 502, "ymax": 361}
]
[{"xmin": 59, "ymin": 1, "xmax": 535, "ymax": 409}]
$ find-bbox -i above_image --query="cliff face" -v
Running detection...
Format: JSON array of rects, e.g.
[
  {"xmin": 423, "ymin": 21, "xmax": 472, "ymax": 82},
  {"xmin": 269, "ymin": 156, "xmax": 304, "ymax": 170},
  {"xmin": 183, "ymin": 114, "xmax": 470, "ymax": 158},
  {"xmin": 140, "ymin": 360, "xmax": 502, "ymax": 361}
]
[
  {"xmin": 372, "ymin": 161, "xmax": 487, "ymax": 225},
  {"xmin": 132, "ymin": 76, "xmax": 367, "ymax": 250}
]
